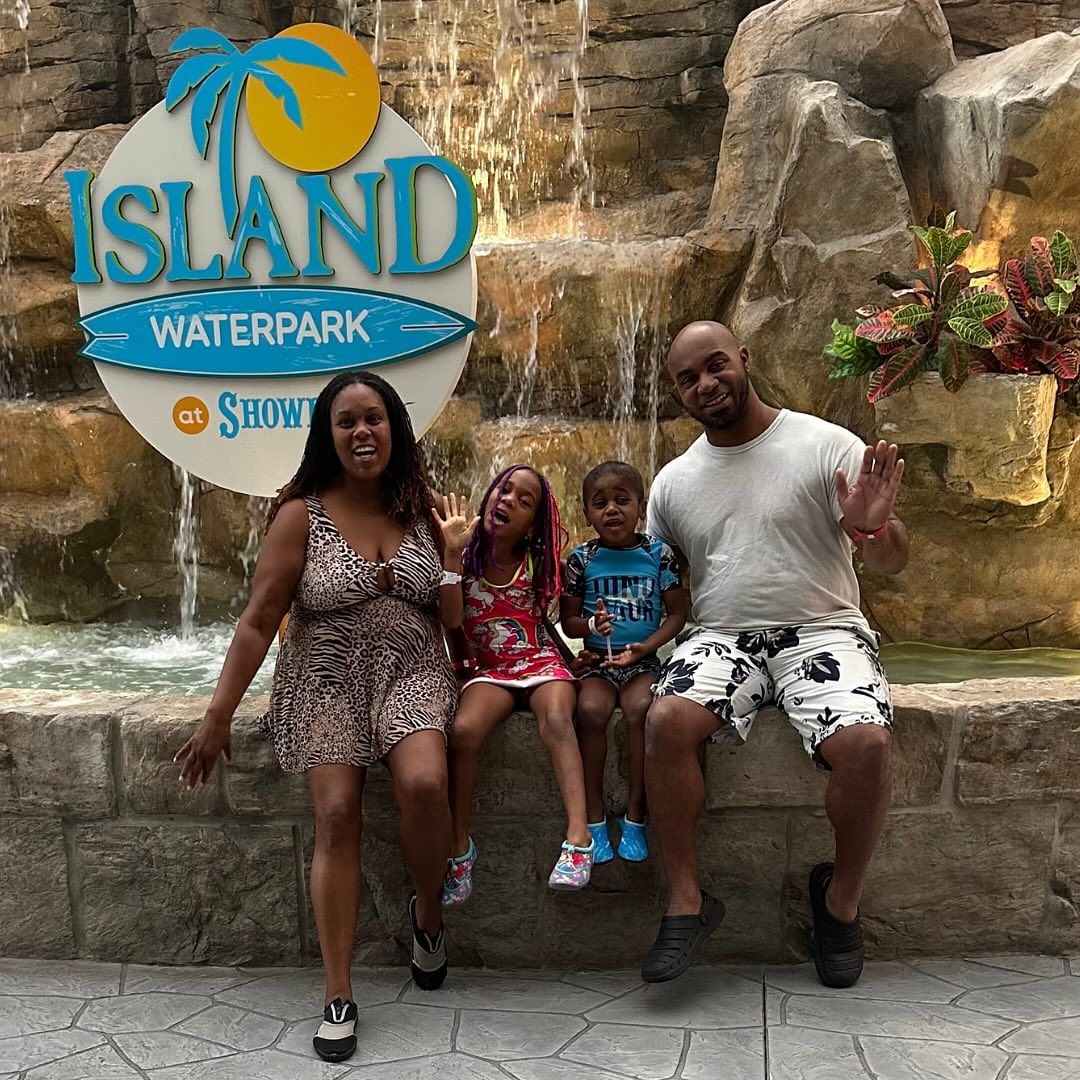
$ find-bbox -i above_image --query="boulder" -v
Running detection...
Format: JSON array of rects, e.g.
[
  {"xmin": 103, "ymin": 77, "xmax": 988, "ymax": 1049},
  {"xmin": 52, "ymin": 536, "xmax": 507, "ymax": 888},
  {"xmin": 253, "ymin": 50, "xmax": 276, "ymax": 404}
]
[
  {"xmin": 722, "ymin": 0, "xmax": 954, "ymax": 113},
  {"xmin": 701, "ymin": 1, "xmax": 951, "ymax": 432},
  {"xmin": 861, "ymin": 508, "xmax": 1080, "ymax": 649},
  {"xmin": 0, "ymin": 0, "xmax": 139, "ymax": 151},
  {"xmin": 372, "ymin": 0, "xmax": 754, "ymax": 235},
  {"xmin": 422, "ymin": 397, "xmax": 486, "ymax": 495},
  {"xmin": 0, "ymin": 261, "xmax": 81, "ymax": 354},
  {"xmin": 133, "ymin": 0, "xmax": 277, "ymax": 88},
  {"xmin": 0, "ymin": 399, "xmax": 80, "ymax": 496},
  {"xmin": 470, "ymin": 416, "xmax": 689, "ymax": 548},
  {"xmin": 0, "ymin": 395, "xmax": 147, "ymax": 500},
  {"xmin": 720, "ymin": 78, "xmax": 917, "ymax": 433},
  {"xmin": 0, "ymin": 1, "xmax": 291, "ymax": 151},
  {"xmin": 906, "ymin": 32, "xmax": 1080, "ymax": 265},
  {"xmin": 0, "ymin": 395, "xmax": 238, "ymax": 622},
  {"xmin": 874, "ymin": 373, "xmax": 1058, "ymax": 506},
  {"xmin": 0, "ymin": 125, "xmax": 125, "ymax": 263}
]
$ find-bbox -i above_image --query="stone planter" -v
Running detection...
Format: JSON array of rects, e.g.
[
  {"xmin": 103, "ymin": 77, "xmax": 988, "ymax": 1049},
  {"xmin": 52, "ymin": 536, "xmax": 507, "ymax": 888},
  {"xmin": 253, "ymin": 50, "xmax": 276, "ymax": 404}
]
[{"xmin": 873, "ymin": 372, "xmax": 1057, "ymax": 506}]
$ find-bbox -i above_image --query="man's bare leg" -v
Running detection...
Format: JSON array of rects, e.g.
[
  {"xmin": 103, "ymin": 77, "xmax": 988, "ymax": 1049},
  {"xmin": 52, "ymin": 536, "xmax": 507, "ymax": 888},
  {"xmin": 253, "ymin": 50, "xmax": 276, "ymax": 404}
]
[
  {"xmin": 817, "ymin": 723, "xmax": 893, "ymax": 921},
  {"xmin": 644, "ymin": 694, "xmax": 722, "ymax": 916}
]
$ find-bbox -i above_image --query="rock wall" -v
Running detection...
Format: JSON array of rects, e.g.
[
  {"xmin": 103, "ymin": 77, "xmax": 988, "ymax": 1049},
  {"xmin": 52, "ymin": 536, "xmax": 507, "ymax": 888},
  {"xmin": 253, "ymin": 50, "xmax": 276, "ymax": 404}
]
[
  {"xmin": 943, "ymin": 0, "xmax": 1080, "ymax": 56},
  {"xmin": 4, "ymin": 0, "xmax": 1080, "ymax": 645},
  {"xmin": 2, "ymin": 680, "xmax": 1079, "ymax": 964},
  {"xmin": 0, "ymin": 0, "xmax": 764, "ymax": 239}
]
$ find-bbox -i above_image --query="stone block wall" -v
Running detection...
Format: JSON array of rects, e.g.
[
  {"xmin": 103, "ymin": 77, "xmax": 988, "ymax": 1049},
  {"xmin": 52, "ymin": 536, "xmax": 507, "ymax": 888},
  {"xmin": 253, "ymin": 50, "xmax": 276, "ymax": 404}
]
[{"xmin": 2, "ymin": 678, "xmax": 1079, "ymax": 967}]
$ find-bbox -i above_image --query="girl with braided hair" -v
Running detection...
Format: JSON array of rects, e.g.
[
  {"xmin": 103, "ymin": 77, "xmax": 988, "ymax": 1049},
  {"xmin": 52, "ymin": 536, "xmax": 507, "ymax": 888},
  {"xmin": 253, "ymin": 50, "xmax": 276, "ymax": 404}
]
[{"xmin": 441, "ymin": 464, "xmax": 595, "ymax": 904}]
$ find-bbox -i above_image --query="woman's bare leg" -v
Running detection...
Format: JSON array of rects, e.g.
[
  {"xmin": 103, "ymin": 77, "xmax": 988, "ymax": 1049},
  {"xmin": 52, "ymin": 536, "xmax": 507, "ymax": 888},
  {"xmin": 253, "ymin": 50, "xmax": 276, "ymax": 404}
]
[
  {"xmin": 384, "ymin": 729, "xmax": 452, "ymax": 934},
  {"xmin": 308, "ymin": 764, "xmax": 365, "ymax": 1004}
]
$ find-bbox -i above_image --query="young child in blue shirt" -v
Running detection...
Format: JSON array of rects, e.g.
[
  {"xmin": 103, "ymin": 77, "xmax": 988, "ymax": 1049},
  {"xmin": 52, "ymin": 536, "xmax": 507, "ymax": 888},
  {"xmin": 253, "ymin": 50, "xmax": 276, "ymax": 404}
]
[{"xmin": 560, "ymin": 461, "xmax": 687, "ymax": 863}]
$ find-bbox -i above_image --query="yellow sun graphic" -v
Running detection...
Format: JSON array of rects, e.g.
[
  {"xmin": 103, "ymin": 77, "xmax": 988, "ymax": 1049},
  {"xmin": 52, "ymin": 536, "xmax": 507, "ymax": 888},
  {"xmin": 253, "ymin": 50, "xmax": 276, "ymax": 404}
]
[{"xmin": 245, "ymin": 23, "xmax": 380, "ymax": 173}]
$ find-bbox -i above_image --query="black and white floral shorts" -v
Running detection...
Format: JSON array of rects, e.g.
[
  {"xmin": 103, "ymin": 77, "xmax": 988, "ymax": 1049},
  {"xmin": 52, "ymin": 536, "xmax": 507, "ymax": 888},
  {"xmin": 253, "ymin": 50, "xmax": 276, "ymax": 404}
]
[{"xmin": 653, "ymin": 623, "xmax": 893, "ymax": 765}]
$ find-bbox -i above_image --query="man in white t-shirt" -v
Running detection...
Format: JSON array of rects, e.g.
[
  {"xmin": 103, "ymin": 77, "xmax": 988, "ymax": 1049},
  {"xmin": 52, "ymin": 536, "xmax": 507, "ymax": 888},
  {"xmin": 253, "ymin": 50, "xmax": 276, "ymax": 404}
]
[{"xmin": 640, "ymin": 321, "xmax": 909, "ymax": 988}]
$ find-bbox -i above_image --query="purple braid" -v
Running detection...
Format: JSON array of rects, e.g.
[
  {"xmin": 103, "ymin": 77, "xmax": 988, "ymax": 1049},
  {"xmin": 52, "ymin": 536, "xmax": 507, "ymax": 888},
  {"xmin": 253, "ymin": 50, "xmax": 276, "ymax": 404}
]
[{"xmin": 463, "ymin": 464, "xmax": 568, "ymax": 611}]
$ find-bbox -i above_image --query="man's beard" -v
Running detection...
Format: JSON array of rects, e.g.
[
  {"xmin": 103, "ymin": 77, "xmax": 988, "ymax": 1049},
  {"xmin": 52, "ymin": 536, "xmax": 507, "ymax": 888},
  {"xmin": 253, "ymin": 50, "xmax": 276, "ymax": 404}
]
[{"xmin": 690, "ymin": 376, "xmax": 750, "ymax": 430}]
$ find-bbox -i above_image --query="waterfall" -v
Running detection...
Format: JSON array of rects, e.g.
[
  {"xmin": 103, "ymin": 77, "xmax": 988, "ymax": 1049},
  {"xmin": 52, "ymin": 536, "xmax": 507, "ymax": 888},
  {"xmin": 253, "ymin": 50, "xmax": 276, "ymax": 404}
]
[
  {"xmin": 611, "ymin": 267, "xmax": 672, "ymax": 484},
  {"xmin": 173, "ymin": 467, "xmax": 200, "ymax": 637},
  {"xmin": 376, "ymin": 0, "xmax": 591, "ymax": 242}
]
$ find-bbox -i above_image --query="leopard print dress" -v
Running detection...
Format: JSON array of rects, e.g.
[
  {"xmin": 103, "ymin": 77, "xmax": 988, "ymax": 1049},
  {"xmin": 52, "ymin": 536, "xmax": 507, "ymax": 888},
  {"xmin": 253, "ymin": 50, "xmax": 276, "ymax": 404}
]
[{"xmin": 259, "ymin": 496, "xmax": 457, "ymax": 772}]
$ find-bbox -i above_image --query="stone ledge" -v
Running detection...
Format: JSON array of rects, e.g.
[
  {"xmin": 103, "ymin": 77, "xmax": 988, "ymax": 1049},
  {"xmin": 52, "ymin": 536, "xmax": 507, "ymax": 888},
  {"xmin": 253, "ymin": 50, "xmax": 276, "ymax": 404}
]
[
  {"xmin": 0, "ymin": 691, "xmax": 127, "ymax": 817},
  {"xmin": 958, "ymin": 687, "xmax": 1080, "ymax": 805},
  {"xmin": 1, "ymin": 678, "xmax": 1077, "ymax": 965}
]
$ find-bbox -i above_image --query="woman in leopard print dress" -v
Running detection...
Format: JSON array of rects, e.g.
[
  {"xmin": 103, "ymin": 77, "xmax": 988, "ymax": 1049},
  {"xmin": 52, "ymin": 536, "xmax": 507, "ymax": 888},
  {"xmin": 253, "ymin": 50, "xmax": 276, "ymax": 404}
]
[{"xmin": 175, "ymin": 371, "xmax": 477, "ymax": 1063}]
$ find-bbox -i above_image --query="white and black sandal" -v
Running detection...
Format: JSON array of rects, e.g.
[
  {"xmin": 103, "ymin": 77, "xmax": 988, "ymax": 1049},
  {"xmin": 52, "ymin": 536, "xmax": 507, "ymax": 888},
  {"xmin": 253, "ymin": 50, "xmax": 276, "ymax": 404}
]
[
  {"xmin": 409, "ymin": 891, "xmax": 448, "ymax": 990},
  {"xmin": 312, "ymin": 997, "xmax": 358, "ymax": 1062}
]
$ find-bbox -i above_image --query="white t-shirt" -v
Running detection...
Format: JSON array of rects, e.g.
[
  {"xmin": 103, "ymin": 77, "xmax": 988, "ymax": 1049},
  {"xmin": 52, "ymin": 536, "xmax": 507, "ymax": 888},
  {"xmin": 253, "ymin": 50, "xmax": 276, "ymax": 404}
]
[{"xmin": 646, "ymin": 410, "xmax": 870, "ymax": 633}]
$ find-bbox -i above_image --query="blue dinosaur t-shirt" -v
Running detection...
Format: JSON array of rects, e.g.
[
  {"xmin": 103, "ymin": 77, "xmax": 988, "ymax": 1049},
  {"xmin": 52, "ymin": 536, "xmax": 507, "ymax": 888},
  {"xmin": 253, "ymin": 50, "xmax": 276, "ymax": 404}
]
[{"xmin": 563, "ymin": 534, "xmax": 681, "ymax": 653}]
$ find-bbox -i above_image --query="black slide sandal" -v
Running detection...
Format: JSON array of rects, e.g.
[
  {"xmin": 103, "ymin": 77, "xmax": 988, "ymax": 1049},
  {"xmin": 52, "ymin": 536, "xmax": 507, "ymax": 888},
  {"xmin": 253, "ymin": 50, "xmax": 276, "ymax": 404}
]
[
  {"xmin": 641, "ymin": 892, "xmax": 726, "ymax": 983},
  {"xmin": 809, "ymin": 862, "xmax": 864, "ymax": 988}
]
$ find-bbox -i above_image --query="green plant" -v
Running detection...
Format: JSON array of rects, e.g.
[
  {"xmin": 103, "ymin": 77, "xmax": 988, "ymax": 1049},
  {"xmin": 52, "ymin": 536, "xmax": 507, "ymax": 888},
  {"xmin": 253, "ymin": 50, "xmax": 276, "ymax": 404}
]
[
  {"xmin": 991, "ymin": 230, "xmax": 1080, "ymax": 391},
  {"xmin": 825, "ymin": 212, "xmax": 1007, "ymax": 402}
]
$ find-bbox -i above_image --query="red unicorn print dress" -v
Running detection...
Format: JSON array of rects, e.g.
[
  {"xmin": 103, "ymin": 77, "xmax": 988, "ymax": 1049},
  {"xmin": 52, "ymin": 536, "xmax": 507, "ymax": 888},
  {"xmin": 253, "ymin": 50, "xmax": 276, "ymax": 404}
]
[{"xmin": 461, "ymin": 554, "xmax": 573, "ymax": 689}]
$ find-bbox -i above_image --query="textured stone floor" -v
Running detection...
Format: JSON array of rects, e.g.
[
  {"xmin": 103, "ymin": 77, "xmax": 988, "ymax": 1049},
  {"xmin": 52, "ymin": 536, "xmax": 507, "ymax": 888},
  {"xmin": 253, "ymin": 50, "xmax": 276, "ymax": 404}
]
[{"xmin": 1, "ymin": 956, "xmax": 1079, "ymax": 1078}]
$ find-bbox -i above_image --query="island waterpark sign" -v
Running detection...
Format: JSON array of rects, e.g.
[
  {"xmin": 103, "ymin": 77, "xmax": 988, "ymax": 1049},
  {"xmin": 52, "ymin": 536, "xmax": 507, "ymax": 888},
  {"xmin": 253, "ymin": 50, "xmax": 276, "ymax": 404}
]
[{"xmin": 64, "ymin": 23, "xmax": 478, "ymax": 496}]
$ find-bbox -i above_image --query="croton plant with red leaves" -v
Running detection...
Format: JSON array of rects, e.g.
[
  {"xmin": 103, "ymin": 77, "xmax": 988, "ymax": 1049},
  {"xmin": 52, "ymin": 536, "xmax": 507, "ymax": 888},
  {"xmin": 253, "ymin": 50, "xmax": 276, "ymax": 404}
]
[
  {"xmin": 825, "ymin": 213, "xmax": 1006, "ymax": 402},
  {"xmin": 989, "ymin": 231, "xmax": 1080, "ymax": 392},
  {"xmin": 824, "ymin": 214, "xmax": 1080, "ymax": 402}
]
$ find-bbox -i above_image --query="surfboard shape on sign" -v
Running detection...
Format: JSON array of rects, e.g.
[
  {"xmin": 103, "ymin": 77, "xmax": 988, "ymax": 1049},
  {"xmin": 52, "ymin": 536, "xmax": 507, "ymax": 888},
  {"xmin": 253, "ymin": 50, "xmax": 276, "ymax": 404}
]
[{"xmin": 78, "ymin": 286, "xmax": 478, "ymax": 377}]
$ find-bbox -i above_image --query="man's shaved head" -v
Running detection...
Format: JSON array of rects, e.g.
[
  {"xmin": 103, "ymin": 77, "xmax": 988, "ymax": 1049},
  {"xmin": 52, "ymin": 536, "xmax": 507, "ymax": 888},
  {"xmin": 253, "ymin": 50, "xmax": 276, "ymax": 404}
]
[
  {"xmin": 667, "ymin": 321, "xmax": 741, "ymax": 373},
  {"xmin": 666, "ymin": 320, "xmax": 753, "ymax": 433}
]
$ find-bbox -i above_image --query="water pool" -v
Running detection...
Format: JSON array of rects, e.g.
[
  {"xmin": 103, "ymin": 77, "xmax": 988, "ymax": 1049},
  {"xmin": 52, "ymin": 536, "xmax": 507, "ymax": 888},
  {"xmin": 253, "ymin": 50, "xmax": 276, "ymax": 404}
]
[
  {"xmin": 0, "ymin": 623, "xmax": 277, "ymax": 696},
  {"xmin": 1, "ymin": 624, "xmax": 1078, "ymax": 695},
  {"xmin": 878, "ymin": 641, "xmax": 1080, "ymax": 684}
]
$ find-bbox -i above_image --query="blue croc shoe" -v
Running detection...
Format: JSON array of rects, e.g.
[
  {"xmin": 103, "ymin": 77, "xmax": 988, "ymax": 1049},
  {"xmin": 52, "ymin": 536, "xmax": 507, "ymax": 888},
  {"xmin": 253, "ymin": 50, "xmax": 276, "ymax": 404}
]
[
  {"xmin": 618, "ymin": 816, "xmax": 649, "ymax": 862},
  {"xmin": 588, "ymin": 820, "xmax": 614, "ymax": 864}
]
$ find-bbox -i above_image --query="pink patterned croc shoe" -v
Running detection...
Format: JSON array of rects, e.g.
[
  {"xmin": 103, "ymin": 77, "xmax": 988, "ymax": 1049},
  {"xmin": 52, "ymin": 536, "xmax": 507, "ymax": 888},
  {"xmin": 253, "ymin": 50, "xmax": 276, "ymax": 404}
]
[
  {"xmin": 547, "ymin": 838, "xmax": 595, "ymax": 891},
  {"xmin": 441, "ymin": 836, "xmax": 477, "ymax": 908}
]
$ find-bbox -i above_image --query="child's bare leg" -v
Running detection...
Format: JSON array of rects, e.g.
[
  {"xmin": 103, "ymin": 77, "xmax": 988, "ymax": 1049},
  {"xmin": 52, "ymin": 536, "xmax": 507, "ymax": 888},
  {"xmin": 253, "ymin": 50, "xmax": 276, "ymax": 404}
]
[
  {"xmin": 575, "ymin": 677, "xmax": 617, "ymax": 823},
  {"xmin": 619, "ymin": 673, "xmax": 656, "ymax": 823},
  {"xmin": 448, "ymin": 682, "xmax": 515, "ymax": 855},
  {"xmin": 530, "ymin": 679, "xmax": 589, "ymax": 846}
]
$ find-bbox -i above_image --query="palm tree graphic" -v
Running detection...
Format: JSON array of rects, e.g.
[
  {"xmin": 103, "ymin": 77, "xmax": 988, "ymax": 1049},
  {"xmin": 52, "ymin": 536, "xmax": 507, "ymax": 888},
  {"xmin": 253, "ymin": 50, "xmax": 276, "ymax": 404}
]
[{"xmin": 165, "ymin": 27, "xmax": 346, "ymax": 237}]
